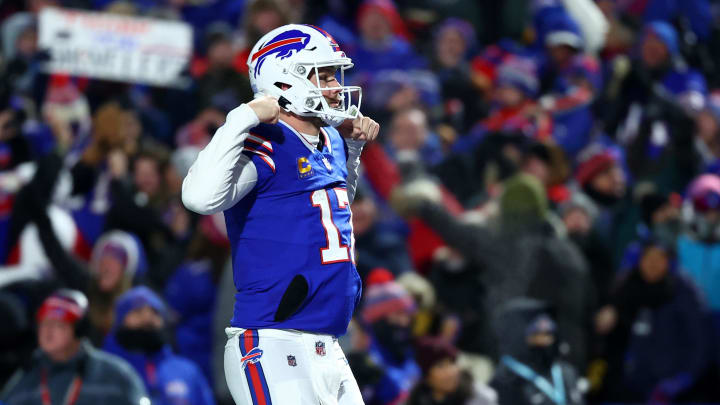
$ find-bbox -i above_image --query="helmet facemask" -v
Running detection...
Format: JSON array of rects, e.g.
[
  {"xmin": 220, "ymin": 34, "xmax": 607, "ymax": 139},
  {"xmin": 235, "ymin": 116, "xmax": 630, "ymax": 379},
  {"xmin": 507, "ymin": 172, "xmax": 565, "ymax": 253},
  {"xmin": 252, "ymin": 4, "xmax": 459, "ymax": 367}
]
[{"xmin": 281, "ymin": 60, "xmax": 362, "ymax": 127}]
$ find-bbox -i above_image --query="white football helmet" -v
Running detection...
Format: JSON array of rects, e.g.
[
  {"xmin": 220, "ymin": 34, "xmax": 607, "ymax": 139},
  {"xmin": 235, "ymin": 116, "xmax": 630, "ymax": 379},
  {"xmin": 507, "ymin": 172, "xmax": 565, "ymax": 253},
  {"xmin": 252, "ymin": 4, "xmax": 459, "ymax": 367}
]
[{"xmin": 247, "ymin": 24, "xmax": 361, "ymax": 127}]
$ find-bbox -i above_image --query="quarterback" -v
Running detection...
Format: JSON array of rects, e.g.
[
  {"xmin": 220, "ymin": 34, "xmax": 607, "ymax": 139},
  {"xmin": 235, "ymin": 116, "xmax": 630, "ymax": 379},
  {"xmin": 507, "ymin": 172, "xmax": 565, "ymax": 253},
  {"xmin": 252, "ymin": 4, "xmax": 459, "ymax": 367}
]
[{"xmin": 182, "ymin": 24, "xmax": 379, "ymax": 405}]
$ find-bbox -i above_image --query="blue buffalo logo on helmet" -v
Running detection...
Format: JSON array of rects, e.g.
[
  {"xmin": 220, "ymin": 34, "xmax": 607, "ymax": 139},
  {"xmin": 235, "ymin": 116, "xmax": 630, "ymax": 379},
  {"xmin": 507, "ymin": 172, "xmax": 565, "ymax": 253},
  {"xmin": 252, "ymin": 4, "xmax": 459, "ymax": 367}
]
[
  {"xmin": 240, "ymin": 347, "xmax": 264, "ymax": 369},
  {"xmin": 251, "ymin": 29, "xmax": 311, "ymax": 78}
]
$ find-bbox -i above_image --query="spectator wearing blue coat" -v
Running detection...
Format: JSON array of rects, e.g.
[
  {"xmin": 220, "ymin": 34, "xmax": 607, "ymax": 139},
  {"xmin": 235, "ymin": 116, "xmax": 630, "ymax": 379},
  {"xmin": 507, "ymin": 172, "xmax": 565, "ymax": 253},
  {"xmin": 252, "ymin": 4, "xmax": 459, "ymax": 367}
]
[
  {"xmin": 594, "ymin": 239, "xmax": 712, "ymax": 402},
  {"xmin": 103, "ymin": 286, "xmax": 216, "ymax": 405},
  {"xmin": 537, "ymin": 11, "xmax": 602, "ymax": 158}
]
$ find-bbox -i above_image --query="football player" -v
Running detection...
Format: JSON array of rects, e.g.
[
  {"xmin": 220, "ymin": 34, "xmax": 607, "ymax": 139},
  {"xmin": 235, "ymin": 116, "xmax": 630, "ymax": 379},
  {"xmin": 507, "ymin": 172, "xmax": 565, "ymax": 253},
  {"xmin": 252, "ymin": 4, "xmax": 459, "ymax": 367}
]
[{"xmin": 182, "ymin": 24, "xmax": 379, "ymax": 405}]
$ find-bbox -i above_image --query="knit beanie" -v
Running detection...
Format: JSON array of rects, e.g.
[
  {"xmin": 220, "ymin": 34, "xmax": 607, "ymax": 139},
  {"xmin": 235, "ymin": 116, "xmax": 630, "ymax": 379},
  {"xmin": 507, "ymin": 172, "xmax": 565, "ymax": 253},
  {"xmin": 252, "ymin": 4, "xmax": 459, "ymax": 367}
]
[
  {"xmin": 499, "ymin": 174, "xmax": 548, "ymax": 226},
  {"xmin": 415, "ymin": 337, "xmax": 458, "ymax": 375},
  {"xmin": 361, "ymin": 270, "xmax": 415, "ymax": 324}
]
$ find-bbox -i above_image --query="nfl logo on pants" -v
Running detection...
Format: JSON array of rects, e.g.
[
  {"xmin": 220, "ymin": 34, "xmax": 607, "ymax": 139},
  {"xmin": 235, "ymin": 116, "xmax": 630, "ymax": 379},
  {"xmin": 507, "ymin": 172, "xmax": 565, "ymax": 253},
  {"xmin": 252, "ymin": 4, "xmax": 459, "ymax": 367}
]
[
  {"xmin": 315, "ymin": 341, "xmax": 326, "ymax": 356},
  {"xmin": 287, "ymin": 355, "xmax": 297, "ymax": 367}
]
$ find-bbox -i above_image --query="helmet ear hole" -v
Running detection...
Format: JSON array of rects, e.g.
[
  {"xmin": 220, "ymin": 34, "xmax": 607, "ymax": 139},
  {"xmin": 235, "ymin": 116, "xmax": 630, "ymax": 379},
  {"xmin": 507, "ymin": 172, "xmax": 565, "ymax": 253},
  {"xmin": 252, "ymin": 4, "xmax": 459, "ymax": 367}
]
[{"xmin": 274, "ymin": 82, "xmax": 292, "ymax": 91}]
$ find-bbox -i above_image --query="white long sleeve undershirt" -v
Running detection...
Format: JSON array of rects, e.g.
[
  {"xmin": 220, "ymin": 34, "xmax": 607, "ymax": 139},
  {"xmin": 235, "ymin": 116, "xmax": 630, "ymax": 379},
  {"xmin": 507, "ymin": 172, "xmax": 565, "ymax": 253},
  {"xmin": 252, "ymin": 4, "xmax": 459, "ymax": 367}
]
[{"xmin": 182, "ymin": 103, "xmax": 365, "ymax": 215}]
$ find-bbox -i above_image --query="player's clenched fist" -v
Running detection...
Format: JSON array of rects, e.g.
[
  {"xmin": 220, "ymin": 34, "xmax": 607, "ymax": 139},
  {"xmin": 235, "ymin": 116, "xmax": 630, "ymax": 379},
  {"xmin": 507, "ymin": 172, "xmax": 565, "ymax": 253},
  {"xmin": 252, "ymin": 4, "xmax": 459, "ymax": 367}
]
[
  {"xmin": 248, "ymin": 96, "xmax": 281, "ymax": 124},
  {"xmin": 340, "ymin": 114, "xmax": 379, "ymax": 142}
]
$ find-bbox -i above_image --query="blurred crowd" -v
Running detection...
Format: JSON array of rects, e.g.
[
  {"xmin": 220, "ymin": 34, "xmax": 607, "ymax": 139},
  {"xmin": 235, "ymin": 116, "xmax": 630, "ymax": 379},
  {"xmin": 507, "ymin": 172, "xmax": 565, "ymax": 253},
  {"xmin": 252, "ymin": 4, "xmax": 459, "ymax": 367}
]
[{"xmin": 3, "ymin": 0, "xmax": 720, "ymax": 404}]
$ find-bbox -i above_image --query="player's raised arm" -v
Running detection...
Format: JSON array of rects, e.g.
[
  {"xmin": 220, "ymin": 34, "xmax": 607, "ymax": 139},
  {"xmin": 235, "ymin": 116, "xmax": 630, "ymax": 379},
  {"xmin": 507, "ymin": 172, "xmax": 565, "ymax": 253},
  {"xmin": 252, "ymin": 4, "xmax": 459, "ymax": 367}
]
[{"xmin": 181, "ymin": 96, "xmax": 280, "ymax": 214}]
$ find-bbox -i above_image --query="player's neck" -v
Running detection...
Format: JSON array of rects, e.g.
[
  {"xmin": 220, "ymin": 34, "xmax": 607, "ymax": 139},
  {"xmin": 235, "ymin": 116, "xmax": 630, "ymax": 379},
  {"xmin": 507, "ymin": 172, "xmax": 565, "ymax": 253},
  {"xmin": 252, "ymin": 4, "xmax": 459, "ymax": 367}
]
[{"xmin": 280, "ymin": 111, "xmax": 320, "ymax": 136}]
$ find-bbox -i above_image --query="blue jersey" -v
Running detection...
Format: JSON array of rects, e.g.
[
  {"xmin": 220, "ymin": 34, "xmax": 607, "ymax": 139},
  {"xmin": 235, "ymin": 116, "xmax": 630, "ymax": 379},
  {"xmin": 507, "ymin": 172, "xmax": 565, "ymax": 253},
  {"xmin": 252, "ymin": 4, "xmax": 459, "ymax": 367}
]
[{"xmin": 224, "ymin": 120, "xmax": 361, "ymax": 336}]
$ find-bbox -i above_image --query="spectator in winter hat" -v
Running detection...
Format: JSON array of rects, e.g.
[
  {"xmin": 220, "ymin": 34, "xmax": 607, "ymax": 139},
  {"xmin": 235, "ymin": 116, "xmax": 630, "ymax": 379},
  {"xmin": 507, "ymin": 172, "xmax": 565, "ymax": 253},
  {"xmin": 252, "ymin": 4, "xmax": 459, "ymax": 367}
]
[
  {"xmin": 351, "ymin": 0, "xmax": 426, "ymax": 78},
  {"xmin": 676, "ymin": 174, "xmax": 720, "ymax": 316},
  {"xmin": 407, "ymin": 337, "xmax": 498, "ymax": 405},
  {"xmin": 490, "ymin": 298, "xmax": 586, "ymax": 405},
  {"xmin": 103, "ymin": 286, "xmax": 216, "ymax": 405},
  {"xmin": 603, "ymin": 22, "xmax": 706, "ymax": 191},
  {"xmin": 572, "ymin": 145, "xmax": 632, "ymax": 256},
  {"xmin": 499, "ymin": 173, "xmax": 550, "ymax": 231},
  {"xmin": 538, "ymin": 11, "xmax": 602, "ymax": 157},
  {"xmin": 1, "ymin": 289, "xmax": 149, "ymax": 405},
  {"xmin": 543, "ymin": 12, "xmax": 585, "ymax": 55},
  {"xmin": 495, "ymin": 57, "xmax": 540, "ymax": 101},
  {"xmin": 431, "ymin": 18, "xmax": 483, "ymax": 133},
  {"xmin": 640, "ymin": 21, "xmax": 706, "ymax": 111},
  {"xmin": 595, "ymin": 239, "xmax": 712, "ymax": 402},
  {"xmin": 575, "ymin": 148, "xmax": 626, "ymax": 208},
  {"xmin": 360, "ymin": 270, "xmax": 420, "ymax": 405},
  {"xmin": 434, "ymin": 18, "xmax": 477, "ymax": 71},
  {"xmin": 90, "ymin": 231, "xmax": 146, "ymax": 291},
  {"xmin": 41, "ymin": 75, "xmax": 92, "ymax": 142},
  {"xmin": 453, "ymin": 57, "xmax": 552, "ymax": 154},
  {"xmin": 87, "ymin": 230, "xmax": 147, "ymax": 343}
]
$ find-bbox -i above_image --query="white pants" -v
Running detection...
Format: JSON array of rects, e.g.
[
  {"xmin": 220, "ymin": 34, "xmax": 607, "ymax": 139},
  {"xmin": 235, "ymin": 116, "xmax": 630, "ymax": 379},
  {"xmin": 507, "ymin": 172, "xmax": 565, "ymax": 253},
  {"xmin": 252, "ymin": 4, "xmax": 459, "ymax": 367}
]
[{"xmin": 224, "ymin": 328, "xmax": 365, "ymax": 405}]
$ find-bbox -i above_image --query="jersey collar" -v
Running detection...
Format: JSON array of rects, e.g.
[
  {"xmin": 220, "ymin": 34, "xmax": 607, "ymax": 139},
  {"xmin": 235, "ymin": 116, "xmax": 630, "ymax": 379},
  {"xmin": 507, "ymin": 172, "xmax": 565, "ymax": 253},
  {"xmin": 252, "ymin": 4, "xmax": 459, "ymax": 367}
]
[{"xmin": 278, "ymin": 120, "xmax": 333, "ymax": 154}]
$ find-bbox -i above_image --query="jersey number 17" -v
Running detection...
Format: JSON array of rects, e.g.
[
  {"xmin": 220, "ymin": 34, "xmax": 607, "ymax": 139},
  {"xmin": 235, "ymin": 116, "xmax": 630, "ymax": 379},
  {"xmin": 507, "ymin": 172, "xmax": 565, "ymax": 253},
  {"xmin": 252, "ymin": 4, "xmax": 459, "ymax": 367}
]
[{"xmin": 311, "ymin": 188, "xmax": 355, "ymax": 265}]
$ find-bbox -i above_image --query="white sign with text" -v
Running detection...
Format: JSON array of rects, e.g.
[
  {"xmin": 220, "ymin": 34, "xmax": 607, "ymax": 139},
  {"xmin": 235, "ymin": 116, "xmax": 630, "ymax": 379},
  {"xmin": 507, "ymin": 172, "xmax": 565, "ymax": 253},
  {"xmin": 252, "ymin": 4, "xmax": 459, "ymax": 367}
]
[{"xmin": 39, "ymin": 8, "xmax": 193, "ymax": 86}]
